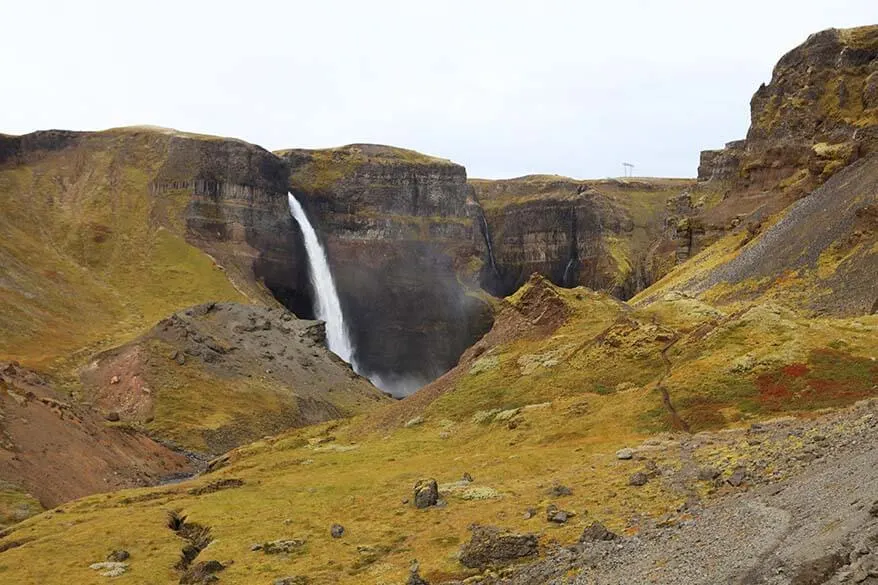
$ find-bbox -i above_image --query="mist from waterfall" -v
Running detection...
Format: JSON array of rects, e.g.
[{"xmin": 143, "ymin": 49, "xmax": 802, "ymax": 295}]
[{"xmin": 287, "ymin": 193, "xmax": 357, "ymax": 368}]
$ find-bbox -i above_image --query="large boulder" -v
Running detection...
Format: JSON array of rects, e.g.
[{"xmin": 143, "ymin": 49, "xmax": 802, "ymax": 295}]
[
  {"xmin": 458, "ymin": 525, "xmax": 539, "ymax": 569},
  {"xmin": 413, "ymin": 479, "xmax": 439, "ymax": 509}
]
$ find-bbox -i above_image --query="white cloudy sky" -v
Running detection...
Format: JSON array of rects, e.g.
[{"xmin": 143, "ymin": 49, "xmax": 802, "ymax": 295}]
[{"xmin": 2, "ymin": 1, "xmax": 875, "ymax": 178}]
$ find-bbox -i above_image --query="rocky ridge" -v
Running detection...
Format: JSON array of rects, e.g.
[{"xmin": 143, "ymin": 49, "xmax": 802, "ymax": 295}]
[
  {"xmin": 79, "ymin": 302, "xmax": 389, "ymax": 454},
  {"xmin": 690, "ymin": 25, "xmax": 878, "ymax": 255},
  {"xmin": 0, "ymin": 361, "xmax": 192, "ymax": 515}
]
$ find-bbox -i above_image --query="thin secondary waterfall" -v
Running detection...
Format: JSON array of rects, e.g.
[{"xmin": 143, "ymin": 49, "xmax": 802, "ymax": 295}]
[
  {"xmin": 478, "ymin": 212, "xmax": 500, "ymax": 277},
  {"xmin": 287, "ymin": 193, "xmax": 357, "ymax": 367},
  {"xmin": 563, "ymin": 257, "xmax": 577, "ymax": 287}
]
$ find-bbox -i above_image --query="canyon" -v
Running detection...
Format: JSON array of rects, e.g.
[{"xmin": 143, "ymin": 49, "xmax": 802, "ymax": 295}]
[{"xmin": 0, "ymin": 23, "xmax": 876, "ymax": 585}]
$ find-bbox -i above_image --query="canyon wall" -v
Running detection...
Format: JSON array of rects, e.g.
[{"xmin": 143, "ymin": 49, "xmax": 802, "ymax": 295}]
[
  {"xmin": 278, "ymin": 145, "xmax": 493, "ymax": 391},
  {"xmin": 471, "ymin": 175, "xmax": 696, "ymax": 299}
]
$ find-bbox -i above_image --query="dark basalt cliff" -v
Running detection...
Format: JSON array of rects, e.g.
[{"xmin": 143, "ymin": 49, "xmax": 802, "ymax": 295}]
[
  {"xmin": 278, "ymin": 145, "xmax": 493, "ymax": 392},
  {"xmin": 148, "ymin": 130, "xmax": 314, "ymax": 315},
  {"xmin": 471, "ymin": 175, "xmax": 696, "ymax": 299}
]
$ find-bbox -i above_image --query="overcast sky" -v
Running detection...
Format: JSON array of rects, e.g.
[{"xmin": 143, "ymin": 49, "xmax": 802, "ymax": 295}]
[{"xmin": 2, "ymin": 1, "xmax": 875, "ymax": 179}]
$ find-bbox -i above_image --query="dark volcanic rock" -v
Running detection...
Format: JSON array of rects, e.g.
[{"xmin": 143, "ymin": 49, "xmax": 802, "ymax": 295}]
[
  {"xmin": 546, "ymin": 504, "xmax": 573, "ymax": 524},
  {"xmin": 413, "ymin": 478, "xmax": 439, "ymax": 509},
  {"xmin": 580, "ymin": 521, "xmax": 618, "ymax": 542},
  {"xmin": 459, "ymin": 525, "xmax": 539, "ymax": 569},
  {"xmin": 629, "ymin": 472, "xmax": 649, "ymax": 487},
  {"xmin": 106, "ymin": 550, "xmax": 130, "ymax": 562}
]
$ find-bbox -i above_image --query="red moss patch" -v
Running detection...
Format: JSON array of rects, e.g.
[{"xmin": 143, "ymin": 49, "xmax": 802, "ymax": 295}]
[
  {"xmin": 782, "ymin": 363, "xmax": 809, "ymax": 377},
  {"xmin": 755, "ymin": 349, "xmax": 877, "ymax": 412}
]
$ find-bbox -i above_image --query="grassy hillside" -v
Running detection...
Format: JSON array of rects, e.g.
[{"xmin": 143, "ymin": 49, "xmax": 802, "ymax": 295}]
[
  {"xmin": 0, "ymin": 130, "xmax": 247, "ymax": 377},
  {"xmin": 2, "ymin": 276, "xmax": 874, "ymax": 584}
]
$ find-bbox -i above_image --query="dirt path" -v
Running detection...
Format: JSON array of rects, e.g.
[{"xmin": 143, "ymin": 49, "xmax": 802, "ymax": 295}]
[{"xmin": 657, "ymin": 335, "xmax": 690, "ymax": 433}]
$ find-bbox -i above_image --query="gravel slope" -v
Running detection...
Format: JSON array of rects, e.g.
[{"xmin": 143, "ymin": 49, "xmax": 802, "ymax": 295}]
[{"xmin": 485, "ymin": 400, "xmax": 878, "ymax": 585}]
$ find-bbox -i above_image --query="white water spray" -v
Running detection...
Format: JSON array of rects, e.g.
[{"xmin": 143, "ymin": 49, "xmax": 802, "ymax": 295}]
[{"xmin": 287, "ymin": 193, "xmax": 356, "ymax": 367}]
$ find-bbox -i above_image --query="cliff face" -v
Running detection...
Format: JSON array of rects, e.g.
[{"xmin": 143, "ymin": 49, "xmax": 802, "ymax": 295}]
[
  {"xmin": 148, "ymin": 129, "xmax": 314, "ymax": 315},
  {"xmin": 1, "ymin": 128, "xmax": 497, "ymax": 396},
  {"xmin": 471, "ymin": 175, "xmax": 696, "ymax": 299},
  {"xmin": 0, "ymin": 127, "xmax": 257, "ymax": 367},
  {"xmin": 637, "ymin": 28, "xmax": 878, "ymax": 317},
  {"xmin": 278, "ymin": 145, "xmax": 493, "ymax": 392},
  {"xmin": 694, "ymin": 26, "xmax": 878, "ymax": 245}
]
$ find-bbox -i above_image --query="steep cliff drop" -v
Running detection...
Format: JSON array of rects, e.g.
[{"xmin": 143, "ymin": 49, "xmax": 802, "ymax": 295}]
[{"xmin": 287, "ymin": 193, "xmax": 357, "ymax": 368}]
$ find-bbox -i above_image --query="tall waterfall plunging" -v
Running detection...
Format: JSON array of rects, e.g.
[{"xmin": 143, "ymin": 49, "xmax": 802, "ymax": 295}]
[{"xmin": 287, "ymin": 193, "xmax": 357, "ymax": 367}]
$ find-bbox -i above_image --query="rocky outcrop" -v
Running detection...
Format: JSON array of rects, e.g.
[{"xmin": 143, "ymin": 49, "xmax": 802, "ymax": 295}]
[
  {"xmin": 278, "ymin": 145, "xmax": 493, "ymax": 393},
  {"xmin": 80, "ymin": 302, "xmax": 390, "ymax": 454},
  {"xmin": 695, "ymin": 26, "xmax": 878, "ymax": 237},
  {"xmin": 471, "ymin": 175, "xmax": 695, "ymax": 299},
  {"xmin": 459, "ymin": 525, "xmax": 539, "ymax": 569},
  {"xmin": 149, "ymin": 129, "xmax": 310, "ymax": 313},
  {"xmin": 642, "ymin": 27, "xmax": 878, "ymax": 316},
  {"xmin": 685, "ymin": 153, "xmax": 878, "ymax": 315}
]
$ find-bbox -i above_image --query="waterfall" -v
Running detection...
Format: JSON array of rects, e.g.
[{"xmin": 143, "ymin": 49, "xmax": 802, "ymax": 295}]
[
  {"xmin": 287, "ymin": 193, "xmax": 356, "ymax": 367},
  {"xmin": 563, "ymin": 257, "xmax": 577, "ymax": 287},
  {"xmin": 479, "ymin": 212, "xmax": 500, "ymax": 277}
]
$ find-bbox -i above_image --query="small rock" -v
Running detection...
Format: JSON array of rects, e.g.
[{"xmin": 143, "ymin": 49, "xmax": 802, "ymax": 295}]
[
  {"xmin": 523, "ymin": 507, "xmax": 537, "ymax": 520},
  {"xmin": 407, "ymin": 560, "xmax": 429, "ymax": 585},
  {"xmin": 616, "ymin": 448, "xmax": 635, "ymax": 460},
  {"xmin": 105, "ymin": 411, "xmax": 120, "ymax": 422},
  {"xmin": 727, "ymin": 467, "xmax": 748, "ymax": 487},
  {"xmin": 330, "ymin": 524, "xmax": 345, "ymax": 538},
  {"xmin": 546, "ymin": 504, "xmax": 574, "ymax": 524},
  {"xmin": 462, "ymin": 472, "xmax": 473, "ymax": 483},
  {"xmin": 697, "ymin": 467, "xmax": 720, "ymax": 481},
  {"xmin": 106, "ymin": 549, "xmax": 130, "ymax": 562},
  {"xmin": 629, "ymin": 472, "xmax": 649, "ymax": 487},
  {"xmin": 869, "ymin": 500, "xmax": 878, "ymax": 517},
  {"xmin": 580, "ymin": 521, "xmax": 618, "ymax": 542},
  {"xmin": 413, "ymin": 479, "xmax": 439, "ymax": 509},
  {"xmin": 548, "ymin": 483, "xmax": 572, "ymax": 497},
  {"xmin": 110, "ymin": 375, "xmax": 120, "ymax": 385},
  {"xmin": 274, "ymin": 577, "xmax": 309, "ymax": 585},
  {"xmin": 404, "ymin": 416, "xmax": 424, "ymax": 428}
]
